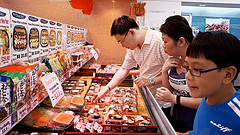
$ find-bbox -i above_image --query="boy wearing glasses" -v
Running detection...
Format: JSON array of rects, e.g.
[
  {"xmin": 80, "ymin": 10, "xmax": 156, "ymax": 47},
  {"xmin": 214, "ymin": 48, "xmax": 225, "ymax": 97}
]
[
  {"xmin": 179, "ymin": 31, "xmax": 240, "ymax": 135},
  {"xmin": 92, "ymin": 15, "xmax": 168, "ymax": 105}
]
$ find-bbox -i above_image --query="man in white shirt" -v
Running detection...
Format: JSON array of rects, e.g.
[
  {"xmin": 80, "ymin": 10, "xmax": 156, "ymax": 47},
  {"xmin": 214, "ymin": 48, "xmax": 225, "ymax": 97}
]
[{"xmin": 92, "ymin": 15, "xmax": 168, "ymax": 105}]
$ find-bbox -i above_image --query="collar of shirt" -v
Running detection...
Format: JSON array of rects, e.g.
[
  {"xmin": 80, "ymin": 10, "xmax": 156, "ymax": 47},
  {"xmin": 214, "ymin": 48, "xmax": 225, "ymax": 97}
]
[{"xmin": 142, "ymin": 27, "xmax": 153, "ymax": 47}]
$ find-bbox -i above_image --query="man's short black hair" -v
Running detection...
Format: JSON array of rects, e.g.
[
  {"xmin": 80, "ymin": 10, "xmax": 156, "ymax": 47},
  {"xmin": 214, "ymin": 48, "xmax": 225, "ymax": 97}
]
[{"xmin": 111, "ymin": 15, "xmax": 139, "ymax": 36}]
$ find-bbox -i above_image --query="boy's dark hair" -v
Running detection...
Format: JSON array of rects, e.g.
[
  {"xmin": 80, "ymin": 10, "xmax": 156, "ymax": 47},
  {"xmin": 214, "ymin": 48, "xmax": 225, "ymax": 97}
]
[
  {"xmin": 186, "ymin": 31, "xmax": 240, "ymax": 81},
  {"xmin": 160, "ymin": 15, "xmax": 193, "ymax": 43},
  {"xmin": 111, "ymin": 15, "xmax": 139, "ymax": 36}
]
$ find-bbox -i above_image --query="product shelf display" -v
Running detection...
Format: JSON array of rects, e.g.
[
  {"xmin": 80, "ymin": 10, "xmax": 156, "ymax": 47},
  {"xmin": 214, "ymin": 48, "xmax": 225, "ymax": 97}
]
[
  {"xmin": 0, "ymin": 53, "xmax": 94, "ymax": 135},
  {"xmin": 0, "ymin": 5, "xmax": 98, "ymax": 135}
]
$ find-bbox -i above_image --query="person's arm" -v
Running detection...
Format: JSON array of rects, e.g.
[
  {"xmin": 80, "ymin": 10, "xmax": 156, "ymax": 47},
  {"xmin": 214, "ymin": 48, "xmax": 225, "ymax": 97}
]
[
  {"xmin": 129, "ymin": 69, "xmax": 140, "ymax": 75},
  {"xmin": 161, "ymin": 57, "xmax": 183, "ymax": 92},
  {"xmin": 106, "ymin": 67, "xmax": 131, "ymax": 89},
  {"xmin": 92, "ymin": 67, "xmax": 130, "ymax": 103},
  {"xmin": 177, "ymin": 132, "xmax": 189, "ymax": 135},
  {"xmin": 134, "ymin": 74, "xmax": 162, "ymax": 88},
  {"xmin": 156, "ymin": 87, "xmax": 202, "ymax": 109}
]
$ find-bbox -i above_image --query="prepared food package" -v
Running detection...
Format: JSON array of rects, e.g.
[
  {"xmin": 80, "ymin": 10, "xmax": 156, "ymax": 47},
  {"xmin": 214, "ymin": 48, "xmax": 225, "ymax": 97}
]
[
  {"xmin": 41, "ymin": 94, "xmax": 84, "ymax": 111},
  {"xmin": 20, "ymin": 106, "xmax": 74, "ymax": 131},
  {"xmin": 53, "ymin": 111, "xmax": 74, "ymax": 125},
  {"xmin": 123, "ymin": 104, "xmax": 138, "ymax": 115},
  {"xmin": 71, "ymin": 95, "xmax": 84, "ymax": 106},
  {"xmin": 122, "ymin": 115, "xmax": 136, "ymax": 125},
  {"xmin": 73, "ymin": 115, "xmax": 103, "ymax": 133}
]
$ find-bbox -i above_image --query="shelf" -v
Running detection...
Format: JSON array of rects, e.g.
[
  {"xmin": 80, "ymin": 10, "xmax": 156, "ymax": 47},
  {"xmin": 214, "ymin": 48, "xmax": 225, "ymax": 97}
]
[{"xmin": 0, "ymin": 55, "xmax": 93, "ymax": 135}]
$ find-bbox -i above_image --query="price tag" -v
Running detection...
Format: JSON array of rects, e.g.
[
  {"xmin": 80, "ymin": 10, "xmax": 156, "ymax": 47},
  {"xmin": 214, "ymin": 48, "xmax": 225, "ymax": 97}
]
[
  {"xmin": 60, "ymin": 76, "xmax": 65, "ymax": 84},
  {"xmin": 31, "ymin": 95, "xmax": 38, "ymax": 109},
  {"xmin": 40, "ymin": 72, "xmax": 64, "ymax": 107},
  {"xmin": 122, "ymin": 126, "xmax": 128, "ymax": 130},
  {"xmin": 90, "ymin": 48, "xmax": 99, "ymax": 60},
  {"xmin": 17, "ymin": 104, "xmax": 28, "ymax": 121},
  {"xmin": 0, "ymin": 117, "xmax": 11, "ymax": 135}
]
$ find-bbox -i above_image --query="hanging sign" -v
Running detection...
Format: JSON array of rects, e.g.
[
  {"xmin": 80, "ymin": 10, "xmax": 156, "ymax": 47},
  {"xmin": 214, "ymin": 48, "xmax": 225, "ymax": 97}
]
[
  {"xmin": 10, "ymin": 10, "xmax": 28, "ymax": 63},
  {"xmin": 90, "ymin": 48, "xmax": 99, "ymax": 60},
  {"xmin": 28, "ymin": 15, "xmax": 40, "ymax": 63},
  {"xmin": 39, "ymin": 18, "xmax": 49, "ymax": 59},
  {"xmin": 66, "ymin": 24, "xmax": 71, "ymax": 50},
  {"xmin": 56, "ymin": 22, "xmax": 63, "ymax": 51},
  {"xmin": 49, "ymin": 20, "xmax": 57, "ymax": 54},
  {"xmin": 0, "ymin": 7, "xmax": 11, "ymax": 67},
  {"xmin": 130, "ymin": 2, "xmax": 146, "ymax": 16},
  {"xmin": 40, "ymin": 72, "xmax": 64, "ymax": 107}
]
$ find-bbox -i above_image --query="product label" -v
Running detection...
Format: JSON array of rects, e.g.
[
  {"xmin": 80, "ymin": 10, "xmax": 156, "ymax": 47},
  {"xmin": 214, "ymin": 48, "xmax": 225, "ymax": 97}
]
[
  {"xmin": 0, "ymin": 117, "xmax": 11, "ymax": 135},
  {"xmin": 17, "ymin": 104, "xmax": 28, "ymax": 121},
  {"xmin": 16, "ymin": 80, "xmax": 26, "ymax": 102},
  {"xmin": 0, "ymin": 82, "xmax": 10, "ymax": 106},
  {"xmin": 30, "ymin": 95, "xmax": 38, "ymax": 110}
]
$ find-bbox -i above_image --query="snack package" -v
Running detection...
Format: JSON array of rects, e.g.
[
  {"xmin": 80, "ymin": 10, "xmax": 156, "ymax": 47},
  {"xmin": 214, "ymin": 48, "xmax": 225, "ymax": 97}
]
[
  {"xmin": 44, "ymin": 55, "xmax": 63, "ymax": 77},
  {"xmin": 0, "ymin": 63, "xmax": 39, "ymax": 103},
  {"xmin": 0, "ymin": 74, "xmax": 14, "ymax": 120}
]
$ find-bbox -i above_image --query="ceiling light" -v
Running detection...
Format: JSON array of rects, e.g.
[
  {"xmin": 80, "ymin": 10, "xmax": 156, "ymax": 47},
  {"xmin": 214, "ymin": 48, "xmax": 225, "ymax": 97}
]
[{"xmin": 199, "ymin": 4, "xmax": 206, "ymax": 7}]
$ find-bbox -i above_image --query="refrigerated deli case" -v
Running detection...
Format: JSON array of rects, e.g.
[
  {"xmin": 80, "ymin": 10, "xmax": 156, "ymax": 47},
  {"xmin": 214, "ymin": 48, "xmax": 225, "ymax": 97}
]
[
  {"xmin": 64, "ymin": 76, "xmax": 176, "ymax": 135},
  {"xmin": 4, "ymin": 73, "xmax": 176, "ymax": 135},
  {"xmin": 139, "ymin": 86, "xmax": 176, "ymax": 135}
]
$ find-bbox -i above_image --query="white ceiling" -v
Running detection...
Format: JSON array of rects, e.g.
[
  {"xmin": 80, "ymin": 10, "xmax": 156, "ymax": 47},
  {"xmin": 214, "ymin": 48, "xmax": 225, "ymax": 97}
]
[
  {"xmin": 182, "ymin": 2, "xmax": 240, "ymax": 8},
  {"xmin": 138, "ymin": 0, "xmax": 240, "ymax": 8}
]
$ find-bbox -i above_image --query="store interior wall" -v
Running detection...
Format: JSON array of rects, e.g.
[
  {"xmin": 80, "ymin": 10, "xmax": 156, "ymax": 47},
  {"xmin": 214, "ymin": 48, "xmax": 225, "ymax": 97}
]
[
  {"xmin": 0, "ymin": 0, "xmax": 136, "ymax": 65},
  {"xmin": 88, "ymin": 0, "xmax": 136, "ymax": 65},
  {"xmin": 137, "ymin": 0, "xmax": 181, "ymax": 30},
  {"xmin": 0, "ymin": 0, "xmax": 90, "ymax": 28},
  {"xmin": 181, "ymin": 6, "xmax": 240, "ymax": 39}
]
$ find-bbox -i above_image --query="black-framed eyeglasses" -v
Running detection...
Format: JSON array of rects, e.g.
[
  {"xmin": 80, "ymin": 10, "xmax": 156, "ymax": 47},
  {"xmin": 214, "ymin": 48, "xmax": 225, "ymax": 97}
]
[
  {"xmin": 181, "ymin": 65, "xmax": 221, "ymax": 77},
  {"xmin": 118, "ymin": 30, "xmax": 129, "ymax": 44}
]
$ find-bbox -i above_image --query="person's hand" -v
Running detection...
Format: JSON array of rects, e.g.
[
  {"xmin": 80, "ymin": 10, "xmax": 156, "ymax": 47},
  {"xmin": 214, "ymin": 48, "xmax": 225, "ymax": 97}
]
[
  {"xmin": 162, "ymin": 56, "xmax": 182, "ymax": 73},
  {"xmin": 156, "ymin": 87, "xmax": 175, "ymax": 103},
  {"xmin": 134, "ymin": 77, "xmax": 150, "ymax": 87},
  {"xmin": 176, "ymin": 132, "xmax": 189, "ymax": 135},
  {"xmin": 91, "ymin": 87, "xmax": 109, "ymax": 104}
]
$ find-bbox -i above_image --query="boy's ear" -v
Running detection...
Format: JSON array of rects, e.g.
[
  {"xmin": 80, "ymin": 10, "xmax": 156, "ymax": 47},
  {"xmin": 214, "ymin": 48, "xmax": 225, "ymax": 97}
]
[{"xmin": 223, "ymin": 66, "xmax": 237, "ymax": 84}]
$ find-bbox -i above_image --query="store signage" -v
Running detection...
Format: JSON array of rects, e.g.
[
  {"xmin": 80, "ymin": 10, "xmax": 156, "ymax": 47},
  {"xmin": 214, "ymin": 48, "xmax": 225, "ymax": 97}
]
[
  {"xmin": 90, "ymin": 48, "xmax": 99, "ymax": 60},
  {"xmin": 0, "ymin": 7, "xmax": 11, "ymax": 67},
  {"xmin": 40, "ymin": 72, "xmax": 64, "ymax": 107},
  {"xmin": 11, "ymin": 10, "xmax": 28, "ymax": 63}
]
